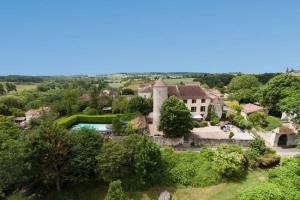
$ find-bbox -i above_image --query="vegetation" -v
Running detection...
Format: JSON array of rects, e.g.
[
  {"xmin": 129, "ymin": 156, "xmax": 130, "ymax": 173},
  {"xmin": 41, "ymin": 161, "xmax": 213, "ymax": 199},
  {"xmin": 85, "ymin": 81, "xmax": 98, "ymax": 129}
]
[
  {"xmin": 127, "ymin": 96, "xmax": 152, "ymax": 115},
  {"xmin": 105, "ymin": 180, "xmax": 128, "ymax": 200},
  {"xmin": 239, "ymin": 157, "xmax": 300, "ymax": 200},
  {"xmin": 159, "ymin": 96, "xmax": 193, "ymax": 138}
]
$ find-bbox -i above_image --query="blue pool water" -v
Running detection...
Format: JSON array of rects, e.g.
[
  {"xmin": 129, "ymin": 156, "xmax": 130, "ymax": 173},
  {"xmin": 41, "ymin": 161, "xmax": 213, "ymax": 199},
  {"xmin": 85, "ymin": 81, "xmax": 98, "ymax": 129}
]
[{"xmin": 72, "ymin": 123, "xmax": 111, "ymax": 132}]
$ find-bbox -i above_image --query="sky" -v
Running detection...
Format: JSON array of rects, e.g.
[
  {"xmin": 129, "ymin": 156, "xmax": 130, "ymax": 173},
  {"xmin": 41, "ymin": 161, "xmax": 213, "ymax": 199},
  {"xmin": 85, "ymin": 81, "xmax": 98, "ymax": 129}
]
[{"xmin": 0, "ymin": 0, "xmax": 300, "ymax": 75}]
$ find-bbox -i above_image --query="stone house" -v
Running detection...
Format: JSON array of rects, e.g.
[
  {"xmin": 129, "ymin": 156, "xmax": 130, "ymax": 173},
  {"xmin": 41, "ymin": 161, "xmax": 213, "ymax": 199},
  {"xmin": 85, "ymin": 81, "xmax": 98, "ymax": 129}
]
[{"xmin": 241, "ymin": 103, "xmax": 266, "ymax": 118}]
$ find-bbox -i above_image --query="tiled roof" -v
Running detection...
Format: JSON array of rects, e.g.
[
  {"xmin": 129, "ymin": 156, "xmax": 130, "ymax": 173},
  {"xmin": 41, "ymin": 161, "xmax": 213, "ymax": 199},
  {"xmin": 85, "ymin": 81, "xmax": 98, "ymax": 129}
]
[
  {"xmin": 241, "ymin": 103, "xmax": 264, "ymax": 114},
  {"xmin": 178, "ymin": 86, "xmax": 209, "ymax": 100},
  {"xmin": 167, "ymin": 85, "xmax": 181, "ymax": 98},
  {"xmin": 138, "ymin": 85, "xmax": 152, "ymax": 93}
]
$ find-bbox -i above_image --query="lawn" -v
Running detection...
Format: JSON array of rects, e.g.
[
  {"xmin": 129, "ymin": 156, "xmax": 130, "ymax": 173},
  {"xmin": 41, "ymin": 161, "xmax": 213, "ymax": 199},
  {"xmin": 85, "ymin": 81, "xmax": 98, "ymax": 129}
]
[
  {"xmin": 163, "ymin": 78, "xmax": 195, "ymax": 85},
  {"xmin": 8, "ymin": 170, "xmax": 268, "ymax": 200}
]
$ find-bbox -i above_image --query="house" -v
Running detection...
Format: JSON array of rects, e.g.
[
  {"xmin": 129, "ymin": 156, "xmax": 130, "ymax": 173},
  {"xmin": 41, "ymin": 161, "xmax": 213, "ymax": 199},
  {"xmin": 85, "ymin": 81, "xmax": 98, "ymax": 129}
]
[
  {"xmin": 241, "ymin": 103, "xmax": 265, "ymax": 118},
  {"xmin": 25, "ymin": 106, "xmax": 49, "ymax": 123},
  {"xmin": 138, "ymin": 84, "xmax": 152, "ymax": 98},
  {"xmin": 139, "ymin": 79, "xmax": 223, "ymax": 127}
]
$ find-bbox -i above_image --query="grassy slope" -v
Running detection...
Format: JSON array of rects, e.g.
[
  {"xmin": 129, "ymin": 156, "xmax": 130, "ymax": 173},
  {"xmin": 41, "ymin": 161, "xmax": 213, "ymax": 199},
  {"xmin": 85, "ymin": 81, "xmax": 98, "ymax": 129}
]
[{"xmin": 8, "ymin": 170, "xmax": 268, "ymax": 200}]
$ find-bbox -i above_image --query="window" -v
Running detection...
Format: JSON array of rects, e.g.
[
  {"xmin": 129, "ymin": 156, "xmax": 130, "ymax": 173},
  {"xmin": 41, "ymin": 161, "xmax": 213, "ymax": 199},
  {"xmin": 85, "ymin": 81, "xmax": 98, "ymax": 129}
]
[
  {"xmin": 183, "ymin": 100, "xmax": 187, "ymax": 104},
  {"xmin": 200, "ymin": 106, "xmax": 206, "ymax": 112},
  {"xmin": 192, "ymin": 99, "xmax": 196, "ymax": 103},
  {"xmin": 201, "ymin": 99, "xmax": 206, "ymax": 103},
  {"xmin": 191, "ymin": 107, "xmax": 197, "ymax": 112}
]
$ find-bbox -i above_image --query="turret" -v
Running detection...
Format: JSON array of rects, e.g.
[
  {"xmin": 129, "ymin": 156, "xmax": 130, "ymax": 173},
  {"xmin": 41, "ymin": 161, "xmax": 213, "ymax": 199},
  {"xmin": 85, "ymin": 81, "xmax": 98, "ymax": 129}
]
[{"xmin": 153, "ymin": 79, "xmax": 168, "ymax": 128}]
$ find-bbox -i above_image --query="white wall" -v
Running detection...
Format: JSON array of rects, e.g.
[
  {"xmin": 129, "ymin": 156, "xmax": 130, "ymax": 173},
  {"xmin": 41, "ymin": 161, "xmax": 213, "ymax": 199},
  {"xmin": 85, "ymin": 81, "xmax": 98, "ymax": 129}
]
[{"xmin": 183, "ymin": 98, "xmax": 210, "ymax": 119}]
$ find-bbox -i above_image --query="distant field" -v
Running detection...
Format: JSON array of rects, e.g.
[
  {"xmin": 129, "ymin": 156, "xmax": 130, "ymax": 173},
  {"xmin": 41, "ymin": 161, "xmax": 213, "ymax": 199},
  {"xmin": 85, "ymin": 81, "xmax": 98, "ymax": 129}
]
[
  {"xmin": 108, "ymin": 82, "xmax": 124, "ymax": 88},
  {"xmin": 163, "ymin": 78, "xmax": 194, "ymax": 85},
  {"xmin": 8, "ymin": 170, "xmax": 268, "ymax": 200},
  {"xmin": 0, "ymin": 82, "xmax": 37, "ymax": 92}
]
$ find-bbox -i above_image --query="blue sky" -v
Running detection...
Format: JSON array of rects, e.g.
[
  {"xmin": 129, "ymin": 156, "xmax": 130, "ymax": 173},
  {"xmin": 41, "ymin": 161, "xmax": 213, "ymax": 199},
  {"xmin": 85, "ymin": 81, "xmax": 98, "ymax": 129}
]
[{"xmin": 0, "ymin": 0, "xmax": 300, "ymax": 75}]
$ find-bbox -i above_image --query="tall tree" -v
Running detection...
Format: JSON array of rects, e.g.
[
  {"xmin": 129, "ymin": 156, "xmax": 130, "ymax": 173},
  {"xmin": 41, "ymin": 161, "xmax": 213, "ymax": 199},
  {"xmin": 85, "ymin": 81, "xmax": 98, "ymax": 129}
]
[
  {"xmin": 159, "ymin": 96, "xmax": 193, "ymax": 138},
  {"xmin": 62, "ymin": 89, "xmax": 80, "ymax": 115},
  {"xmin": 261, "ymin": 74, "xmax": 300, "ymax": 116},
  {"xmin": 89, "ymin": 86, "xmax": 100, "ymax": 111},
  {"xmin": 228, "ymin": 75, "xmax": 261, "ymax": 103},
  {"xmin": 0, "ymin": 83, "xmax": 6, "ymax": 95},
  {"xmin": 128, "ymin": 96, "xmax": 152, "ymax": 115}
]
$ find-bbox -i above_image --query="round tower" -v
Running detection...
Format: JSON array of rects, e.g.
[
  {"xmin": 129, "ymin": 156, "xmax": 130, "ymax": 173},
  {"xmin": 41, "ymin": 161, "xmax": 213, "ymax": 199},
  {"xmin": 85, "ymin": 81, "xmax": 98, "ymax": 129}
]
[{"xmin": 153, "ymin": 79, "xmax": 168, "ymax": 128}]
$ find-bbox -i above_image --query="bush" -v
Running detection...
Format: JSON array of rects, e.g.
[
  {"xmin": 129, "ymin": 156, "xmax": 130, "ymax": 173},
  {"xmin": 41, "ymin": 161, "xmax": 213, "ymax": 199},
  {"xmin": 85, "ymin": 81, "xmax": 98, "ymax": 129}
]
[
  {"xmin": 58, "ymin": 114, "xmax": 127, "ymax": 128},
  {"xmin": 248, "ymin": 112, "xmax": 268, "ymax": 128},
  {"xmin": 212, "ymin": 144, "xmax": 247, "ymax": 178},
  {"xmin": 193, "ymin": 120, "xmax": 208, "ymax": 128},
  {"xmin": 233, "ymin": 115, "xmax": 252, "ymax": 129},
  {"xmin": 82, "ymin": 107, "xmax": 98, "ymax": 115},
  {"xmin": 239, "ymin": 183, "xmax": 284, "ymax": 200},
  {"xmin": 256, "ymin": 154, "xmax": 280, "ymax": 168},
  {"xmin": 105, "ymin": 180, "xmax": 128, "ymax": 200}
]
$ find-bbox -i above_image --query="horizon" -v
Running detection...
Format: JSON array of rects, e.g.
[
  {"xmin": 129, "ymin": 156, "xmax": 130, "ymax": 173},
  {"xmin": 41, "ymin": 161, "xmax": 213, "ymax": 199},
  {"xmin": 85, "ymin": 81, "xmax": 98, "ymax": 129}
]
[{"xmin": 1, "ymin": 1, "xmax": 300, "ymax": 75}]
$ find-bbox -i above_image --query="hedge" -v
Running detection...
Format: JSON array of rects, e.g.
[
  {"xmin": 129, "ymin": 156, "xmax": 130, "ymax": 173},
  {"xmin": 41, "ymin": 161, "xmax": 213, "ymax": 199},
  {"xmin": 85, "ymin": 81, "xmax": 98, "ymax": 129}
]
[{"xmin": 57, "ymin": 113, "xmax": 140, "ymax": 128}]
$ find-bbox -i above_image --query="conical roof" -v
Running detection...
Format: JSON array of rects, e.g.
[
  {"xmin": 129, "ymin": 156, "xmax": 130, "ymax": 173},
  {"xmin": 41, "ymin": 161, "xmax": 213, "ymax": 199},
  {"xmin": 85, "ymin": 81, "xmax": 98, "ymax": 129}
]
[{"xmin": 154, "ymin": 79, "xmax": 166, "ymax": 87}]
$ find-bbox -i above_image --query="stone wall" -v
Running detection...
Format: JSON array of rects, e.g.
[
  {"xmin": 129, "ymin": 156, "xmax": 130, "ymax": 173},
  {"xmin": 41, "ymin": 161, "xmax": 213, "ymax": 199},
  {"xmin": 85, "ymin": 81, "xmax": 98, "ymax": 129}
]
[
  {"xmin": 150, "ymin": 135, "xmax": 184, "ymax": 146},
  {"xmin": 190, "ymin": 134, "xmax": 252, "ymax": 147}
]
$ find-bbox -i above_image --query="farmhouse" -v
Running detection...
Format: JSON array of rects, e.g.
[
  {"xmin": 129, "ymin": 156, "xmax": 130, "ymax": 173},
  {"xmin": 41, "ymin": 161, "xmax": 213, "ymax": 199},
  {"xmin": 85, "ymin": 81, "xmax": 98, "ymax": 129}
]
[
  {"xmin": 241, "ymin": 103, "xmax": 266, "ymax": 118},
  {"xmin": 138, "ymin": 79, "xmax": 223, "ymax": 127}
]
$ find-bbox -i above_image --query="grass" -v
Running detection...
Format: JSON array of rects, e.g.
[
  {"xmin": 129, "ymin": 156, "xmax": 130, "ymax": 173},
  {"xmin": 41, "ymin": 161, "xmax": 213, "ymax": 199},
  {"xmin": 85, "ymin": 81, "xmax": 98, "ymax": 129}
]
[
  {"xmin": 8, "ymin": 170, "xmax": 268, "ymax": 200},
  {"xmin": 264, "ymin": 116, "xmax": 282, "ymax": 131}
]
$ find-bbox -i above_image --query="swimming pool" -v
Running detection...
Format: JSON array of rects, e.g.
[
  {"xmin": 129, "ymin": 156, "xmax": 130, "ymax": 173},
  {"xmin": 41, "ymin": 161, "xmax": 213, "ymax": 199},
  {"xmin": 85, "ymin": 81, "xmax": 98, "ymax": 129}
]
[{"xmin": 72, "ymin": 123, "xmax": 112, "ymax": 132}]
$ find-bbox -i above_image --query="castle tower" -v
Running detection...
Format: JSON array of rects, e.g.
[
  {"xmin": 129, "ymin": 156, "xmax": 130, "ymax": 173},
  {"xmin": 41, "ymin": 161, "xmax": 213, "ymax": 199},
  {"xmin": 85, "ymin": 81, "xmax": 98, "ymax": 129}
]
[{"xmin": 153, "ymin": 79, "xmax": 168, "ymax": 128}]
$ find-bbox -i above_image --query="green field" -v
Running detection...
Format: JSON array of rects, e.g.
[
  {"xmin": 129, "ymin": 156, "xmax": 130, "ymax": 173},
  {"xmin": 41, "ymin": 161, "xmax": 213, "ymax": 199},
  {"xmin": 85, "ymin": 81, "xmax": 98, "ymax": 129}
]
[
  {"xmin": 0, "ymin": 82, "xmax": 37, "ymax": 92},
  {"xmin": 163, "ymin": 78, "xmax": 195, "ymax": 85},
  {"xmin": 8, "ymin": 170, "xmax": 268, "ymax": 200}
]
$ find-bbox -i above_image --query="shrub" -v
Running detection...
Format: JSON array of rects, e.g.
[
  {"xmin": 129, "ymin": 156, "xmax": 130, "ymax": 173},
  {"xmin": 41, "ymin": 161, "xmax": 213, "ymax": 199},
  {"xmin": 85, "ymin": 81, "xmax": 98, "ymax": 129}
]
[
  {"xmin": 57, "ymin": 114, "xmax": 129, "ymax": 128},
  {"xmin": 229, "ymin": 132, "xmax": 234, "ymax": 139},
  {"xmin": 212, "ymin": 144, "xmax": 247, "ymax": 178},
  {"xmin": 105, "ymin": 180, "xmax": 128, "ymax": 200},
  {"xmin": 239, "ymin": 183, "xmax": 284, "ymax": 200},
  {"xmin": 256, "ymin": 154, "xmax": 280, "ymax": 168},
  {"xmin": 82, "ymin": 107, "xmax": 98, "ymax": 115},
  {"xmin": 248, "ymin": 112, "xmax": 268, "ymax": 128},
  {"xmin": 193, "ymin": 120, "xmax": 208, "ymax": 128}
]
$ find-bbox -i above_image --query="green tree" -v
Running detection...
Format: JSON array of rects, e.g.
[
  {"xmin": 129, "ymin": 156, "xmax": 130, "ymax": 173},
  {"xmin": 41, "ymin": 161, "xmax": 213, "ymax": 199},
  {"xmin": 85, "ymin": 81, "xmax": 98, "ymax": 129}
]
[
  {"xmin": 278, "ymin": 88, "xmax": 300, "ymax": 123},
  {"xmin": 5, "ymin": 82, "xmax": 17, "ymax": 93},
  {"xmin": 89, "ymin": 86, "xmax": 100, "ymax": 111},
  {"xmin": 159, "ymin": 96, "xmax": 193, "ymax": 138},
  {"xmin": 213, "ymin": 144, "xmax": 247, "ymax": 178},
  {"xmin": 248, "ymin": 112, "xmax": 268, "ymax": 128},
  {"xmin": 128, "ymin": 96, "xmax": 152, "ymax": 115},
  {"xmin": 104, "ymin": 180, "xmax": 128, "ymax": 200},
  {"xmin": 228, "ymin": 75, "xmax": 261, "ymax": 103},
  {"xmin": 261, "ymin": 74, "xmax": 300, "ymax": 116},
  {"xmin": 62, "ymin": 89, "xmax": 80, "ymax": 115},
  {"xmin": 121, "ymin": 88, "xmax": 134, "ymax": 95},
  {"xmin": 112, "ymin": 96, "xmax": 128, "ymax": 114},
  {"xmin": 0, "ymin": 83, "xmax": 6, "ymax": 95},
  {"xmin": 0, "ymin": 121, "xmax": 26, "ymax": 193}
]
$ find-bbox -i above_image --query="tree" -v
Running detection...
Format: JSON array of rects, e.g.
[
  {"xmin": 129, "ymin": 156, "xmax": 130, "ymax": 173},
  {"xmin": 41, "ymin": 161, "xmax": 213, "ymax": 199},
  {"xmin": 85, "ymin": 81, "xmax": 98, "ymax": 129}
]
[
  {"xmin": 121, "ymin": 88, "xmax": 134, "ymax": 95},
  {"xmin": 261, "ymin": 74, "xmax": 300, "ymax": 116},
  {"xmin": 213, "ymin": 144, "xmax": 247, "ymax": 178},
  {"xmin": 112, "ymin": 96, "xmax": 128, "ymax": 114},
  {"xmin": 104, "ymin": 180, "xmax": 128, "ymax": 200},
  {"xmin": 62, "ymin": 89, "xmax": 80, "ymax": 115},
  {"xmin": 5, "ymin": 82, "xmax": 17, "ymax": 93},
  {"xmin": 228, "ymin": 75, "xmax": 261, "ymax": 103},
  {"xmin": 89, "ymin": 86, "xmax": 100, "ymax": 112},
  {"xmin": 97, "ymin": 141, "xmax": 127, "ymax": 182},
  {"xmin": 97, "ymin": 135, "xmax": 161, "ymax": 189},
  {"xmin": 159, "ymin": 96, "xmax": 193, "ymax": 138},
  {"xmin": 248, "ymin": 112, "xmax": 268, "ymax": 128},
  {"xmin": 128, "ymin": 96, "xmax": 152, "ymax": 115},
  {"xmin": 0, "ymin": 83, "xmax": 6, "ymax": 95},
  {"xmin": 278, "ymin": 88, "xmax": 300, "ymax": 123},
  {"xmin": 0, "ymin": 121, "xmax": 26, "ymax": 193},
  {"xmin": 25, "ymin": 120, "xmax": 70, "ymax": 192}
]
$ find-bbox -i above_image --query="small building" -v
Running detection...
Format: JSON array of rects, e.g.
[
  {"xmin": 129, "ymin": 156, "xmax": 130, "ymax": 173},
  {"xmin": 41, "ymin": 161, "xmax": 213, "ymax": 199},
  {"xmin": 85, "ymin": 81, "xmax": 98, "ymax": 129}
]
[
  {"xmin": 14, "ymin": 117, "xmax": 26, "ymax": 128},
  {"xmin": 241, "ymin": 103, "xmax": 265, "ymax": 118},
  {"xmin": 25, "ymin": 106, "xmax": 49, "ymax": 123},
  {"xmin": 138, "ymin": 84, "xmax": 152, "ymax": 98},
  {"xmin": 130, "ymin": 116, "xmax": 148, "ymax": 133}
]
